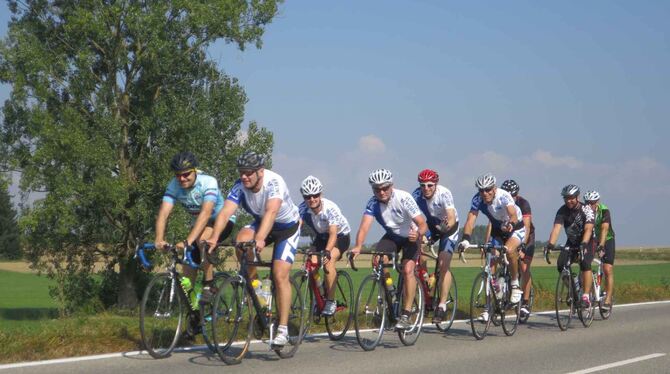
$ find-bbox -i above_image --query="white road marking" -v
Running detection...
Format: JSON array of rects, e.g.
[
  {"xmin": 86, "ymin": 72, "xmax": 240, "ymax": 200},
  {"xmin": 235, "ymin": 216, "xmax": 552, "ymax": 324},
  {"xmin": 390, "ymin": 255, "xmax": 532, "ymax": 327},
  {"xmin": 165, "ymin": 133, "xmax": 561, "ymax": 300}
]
[{"xmin": 567, "ymin": 353, "xmax": 667, "ymax": 374}]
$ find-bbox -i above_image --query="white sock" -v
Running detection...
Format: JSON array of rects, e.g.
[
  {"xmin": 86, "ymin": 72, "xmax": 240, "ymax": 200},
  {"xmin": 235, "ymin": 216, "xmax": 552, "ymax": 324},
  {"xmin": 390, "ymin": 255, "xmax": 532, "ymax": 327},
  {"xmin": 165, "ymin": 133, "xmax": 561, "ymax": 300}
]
[{"xmin": 278, "ymin": 325, "xmax": 288, "ymax": 335}]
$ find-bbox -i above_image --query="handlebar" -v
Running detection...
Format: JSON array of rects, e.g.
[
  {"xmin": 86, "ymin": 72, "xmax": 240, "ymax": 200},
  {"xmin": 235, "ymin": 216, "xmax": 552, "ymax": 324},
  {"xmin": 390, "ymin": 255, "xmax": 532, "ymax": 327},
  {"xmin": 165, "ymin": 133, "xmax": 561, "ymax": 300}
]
[
  {"xmin": 347, "ymin": 250, "xmax": 398, "ymax": 272},
  {"xmin": 135, "ymin": 243, "xmax": 162, "ymax": 271},
  {"xmin": 296, "ymin": 248, "xmax": 332, "ymax": 274},
  {"xmin": 543, "ymin": 245, "xmax": 574, "ymax": 265},
  {"xmin": 458, "ymin": 243, "xmax": 508, "ymax": 265}
]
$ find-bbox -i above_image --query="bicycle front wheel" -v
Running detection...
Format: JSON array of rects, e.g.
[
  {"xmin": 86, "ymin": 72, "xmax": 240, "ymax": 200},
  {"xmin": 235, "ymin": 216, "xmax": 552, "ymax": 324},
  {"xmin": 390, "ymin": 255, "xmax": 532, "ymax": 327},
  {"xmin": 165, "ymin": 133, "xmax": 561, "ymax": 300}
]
[
  {"xmin": 325, "ymin": 270, "xmax": 354, "ymax": 341},
  {"xmin": 274, "ymin": 276, "xmax": 306, "ymax": 359},
  {"xmin": 201, "ymin": 272, "xmax": 231, "ymax": 353},
  {"xmin": 469, "ymin": 272, "xmax": 492, "ymax": 340},
  {"xmin": 398, "ymin": 274, "xmax": 425, "ymax": 346},
  {"xmin": 501, "ymin": 280, "xmax": 520, "ymax": 336},
  {"xmin": 578, "ymin": 286, "xmax": 595, "ymax": 328},
  {"xmin": 291, "ymin": 270, "xmax": 313, "ymax": 342},
  {"xmin": 354, "ymin": 275, "xmax": 386, "ymax": 351},
  {"xmin": 211, "ymin": 277, "xmax": 252, "ymax": 365},
  {"xmin": 139, "ymin": 273, "xmax": 184, "ymax": 359},
  {"xmin": 555, "ymin": 273, "xmax": 573, "ymax": 331},
  {"xmin": 434, "ymin": 272, "xmax": 457, "ymax": 332}
]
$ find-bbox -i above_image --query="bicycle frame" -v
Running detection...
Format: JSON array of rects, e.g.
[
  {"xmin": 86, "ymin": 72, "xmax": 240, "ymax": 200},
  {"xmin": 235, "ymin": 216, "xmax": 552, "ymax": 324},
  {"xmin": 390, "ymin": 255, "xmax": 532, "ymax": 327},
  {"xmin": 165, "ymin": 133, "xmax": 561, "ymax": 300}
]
[{"xmin": 297, "ymin": 250, "xmax": 330, "ymax": 314}]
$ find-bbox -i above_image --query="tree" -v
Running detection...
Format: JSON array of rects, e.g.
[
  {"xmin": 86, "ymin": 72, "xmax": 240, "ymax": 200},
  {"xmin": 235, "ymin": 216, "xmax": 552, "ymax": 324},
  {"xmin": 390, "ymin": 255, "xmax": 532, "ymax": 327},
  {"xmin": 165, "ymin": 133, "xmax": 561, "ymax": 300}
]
[
  {"xmin": 0, "ymin": 177, "xmax": 20, "ymax": 260},
  {"xmin": 0, "ymin": 0, "xmax": 281, "ymax": 311}
]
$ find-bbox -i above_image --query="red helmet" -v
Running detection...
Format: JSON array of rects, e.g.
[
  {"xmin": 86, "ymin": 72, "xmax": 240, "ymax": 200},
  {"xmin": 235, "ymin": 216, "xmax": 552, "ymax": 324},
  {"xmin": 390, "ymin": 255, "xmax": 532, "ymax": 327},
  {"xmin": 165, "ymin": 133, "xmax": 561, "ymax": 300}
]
[{"xmin": 417, "ymin": 169, "xmax": 439, "ymax": 183}]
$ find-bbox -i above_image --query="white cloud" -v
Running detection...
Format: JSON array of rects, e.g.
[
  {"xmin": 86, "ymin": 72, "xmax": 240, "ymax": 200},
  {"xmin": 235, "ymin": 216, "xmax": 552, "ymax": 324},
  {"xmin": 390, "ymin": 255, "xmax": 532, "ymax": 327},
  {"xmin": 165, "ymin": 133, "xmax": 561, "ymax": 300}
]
[
  {"xmin": 531, "ymin": 150, "xmax": 583, "ymax": 169},
  {"xmin": 358, "ymin": 135, "xmax": 386, "ymax": 154}
]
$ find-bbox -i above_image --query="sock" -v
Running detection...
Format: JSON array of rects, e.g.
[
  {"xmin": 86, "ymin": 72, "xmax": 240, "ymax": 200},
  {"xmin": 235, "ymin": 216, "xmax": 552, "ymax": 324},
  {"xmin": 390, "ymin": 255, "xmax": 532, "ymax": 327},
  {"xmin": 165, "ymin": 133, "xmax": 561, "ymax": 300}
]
[{"xmin": 278, "ymin": 324, "xmax": 288, "ymax": 335}]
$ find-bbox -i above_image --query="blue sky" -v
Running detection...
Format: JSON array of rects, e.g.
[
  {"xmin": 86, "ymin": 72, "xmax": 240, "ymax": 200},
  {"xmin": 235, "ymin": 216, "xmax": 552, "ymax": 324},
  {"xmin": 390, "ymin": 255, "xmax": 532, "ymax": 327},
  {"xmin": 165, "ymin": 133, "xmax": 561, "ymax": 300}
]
[{"xmin": 2, "ymin": 1, "xmax": 669, "ymax": 246}]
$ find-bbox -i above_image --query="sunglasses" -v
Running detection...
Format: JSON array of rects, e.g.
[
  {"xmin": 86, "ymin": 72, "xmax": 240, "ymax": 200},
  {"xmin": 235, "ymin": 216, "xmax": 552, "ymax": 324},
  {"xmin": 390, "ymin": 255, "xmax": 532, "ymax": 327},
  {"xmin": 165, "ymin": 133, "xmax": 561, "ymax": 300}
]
[
  {"xmin": 420, "ymin": 183, "xmax": 435, "ymax": 188},
  {"xmin": 175, "ymin": 170, "xmax": 194, "ymax": 179},
  {"xmin": 303, "ymin": 194, "xmax": 321, "ymax": 200},
  {"xmin": 478, "ymin": 187, "xmax": 494, "ymax": 193},
  {"xmin": 239, "ymin": 169, "xmax": 256, "ymax": 177},
  {"xmin": 373, "ymin": 185, "xmax": 392, "ymax": 193}
]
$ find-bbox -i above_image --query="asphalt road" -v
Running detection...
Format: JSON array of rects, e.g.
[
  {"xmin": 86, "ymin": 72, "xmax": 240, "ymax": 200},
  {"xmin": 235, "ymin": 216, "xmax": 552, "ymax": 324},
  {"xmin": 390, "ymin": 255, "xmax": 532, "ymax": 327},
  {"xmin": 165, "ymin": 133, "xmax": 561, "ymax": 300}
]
[{"xmin": 3, "ymin": 301, "xmax": 669, "ymax": 374}]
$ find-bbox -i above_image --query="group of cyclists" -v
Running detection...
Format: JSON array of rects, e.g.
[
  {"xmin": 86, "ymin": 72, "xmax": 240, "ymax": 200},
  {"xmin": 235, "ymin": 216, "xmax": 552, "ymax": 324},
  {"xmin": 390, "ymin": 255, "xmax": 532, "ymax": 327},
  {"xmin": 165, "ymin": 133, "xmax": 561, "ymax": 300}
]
[{"xmin": 154, "ymin": 150, "xmax": 616, "ymax": 349}]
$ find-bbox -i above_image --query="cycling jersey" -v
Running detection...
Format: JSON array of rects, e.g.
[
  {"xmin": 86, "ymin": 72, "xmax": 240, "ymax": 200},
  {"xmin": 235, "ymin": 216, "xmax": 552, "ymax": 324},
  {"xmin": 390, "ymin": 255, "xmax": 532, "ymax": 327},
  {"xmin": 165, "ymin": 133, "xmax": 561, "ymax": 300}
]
[
  {"xmin": 594, "ymin": 203, "xmax": 615, "ymax": 241},
  {"xmin": 553, "ymin": 202, "xmax": 595, "ymax": 244},
  {"xmin": 364, "ymin": 188, "xmax": 424, "ymax": 241},
  {"xmin": 299, "ymin": 197, "xmax": 351, "ymax": 239},
  {"xmin": 469, "ymin": 189, "xmax": 523, "ymax": 232},
  {"xmin": 515, "ymin": 195, "xmax": 535, "ymax": 243},
  {"xmin": 226, "ymin": 169, "xmax": 300, "ymax": 230},
  {"xmin": 412, "ymin": 185, "xmax": 460, "ymax": 227},
  {"xmin": 162, "ymin": 171, "xmax": 223, "ymax": 221}
]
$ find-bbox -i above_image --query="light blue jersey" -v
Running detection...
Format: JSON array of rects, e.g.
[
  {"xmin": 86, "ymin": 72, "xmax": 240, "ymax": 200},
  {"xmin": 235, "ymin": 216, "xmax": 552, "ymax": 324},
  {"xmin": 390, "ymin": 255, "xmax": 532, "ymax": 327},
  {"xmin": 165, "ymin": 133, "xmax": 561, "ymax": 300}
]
[{"xmin": 163, "ymin": 171, "xmax": 224, "ymax": 221}]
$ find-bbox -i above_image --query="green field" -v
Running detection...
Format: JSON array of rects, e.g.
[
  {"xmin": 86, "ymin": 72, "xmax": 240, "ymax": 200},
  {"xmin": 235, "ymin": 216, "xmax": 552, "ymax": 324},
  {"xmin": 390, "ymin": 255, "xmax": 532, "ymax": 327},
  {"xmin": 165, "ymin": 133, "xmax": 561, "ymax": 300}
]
[{"xmin": 1, "ymin": 262, "xmax": 669, "ymax": 364}]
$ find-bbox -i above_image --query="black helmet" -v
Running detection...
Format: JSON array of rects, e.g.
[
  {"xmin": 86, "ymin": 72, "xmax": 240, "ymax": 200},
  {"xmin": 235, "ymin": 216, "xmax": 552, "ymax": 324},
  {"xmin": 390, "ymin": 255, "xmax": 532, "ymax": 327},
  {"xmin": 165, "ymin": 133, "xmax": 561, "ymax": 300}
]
[
  {"xmin": 237, "ymin": 150, "xmax": 265, "ymax": 170},
  {"xmin": 561, "ymin": 184, "xmax": 580, "ymax": 197},
  {"xmin": 500, "ymin": 179, "xmax": 520, "ymax": 196},
  {"xmin": 170, "ymin": 151, "xmax": 198, "ymax": 173}
]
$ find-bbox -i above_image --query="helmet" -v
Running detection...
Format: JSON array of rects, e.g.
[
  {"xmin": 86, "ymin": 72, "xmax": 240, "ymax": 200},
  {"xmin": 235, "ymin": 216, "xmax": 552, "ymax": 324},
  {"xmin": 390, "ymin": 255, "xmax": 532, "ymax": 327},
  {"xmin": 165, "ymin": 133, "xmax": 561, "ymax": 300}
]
[
  {"xmin": 236, "ymin": 150, "xmax": 265, "ymax": 170},
  {"xmin": 368, "ymin": 168, "xmax": 393, "ymax": 186},
  {"xmin": 417, "ymin": 169, "xmax": 439, "ymax": 183},
  {"xmin": 500, "ymin": 179, "xmax": 520, "ymax": 196},
  {"xmin": 475, "ymin": 173, "xmax": 496, "ymax": 189},
  {"xmin": 583, "ymin": 190, "xmax": 600, "ymax": 202},
  {"xmin": 170, "ymin": 151, "xmax": 198, "ymax": 173},
  {"xmin": 561, "ymin": 184, "xmax": 580, "ymax": 197},
  {"xmin": 300, "ymin": 175, "xmax": 323, "ymax": 195}
]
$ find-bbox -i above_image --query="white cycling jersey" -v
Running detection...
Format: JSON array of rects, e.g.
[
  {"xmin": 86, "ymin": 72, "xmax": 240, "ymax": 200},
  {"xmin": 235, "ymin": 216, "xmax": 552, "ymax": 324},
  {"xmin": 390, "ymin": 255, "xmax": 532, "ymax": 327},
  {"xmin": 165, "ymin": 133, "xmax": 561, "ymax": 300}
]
[
  {"xmin": 412, "ymin": 185, "xmax": 459, "ymax": 226},
  {"xmin": 299, "ymin": 198, "xmax": 351, "ymax": 237},
  {"xmin": 469, "ymin": 188, "xmax": 522, "ymax": 227},
  {"xmin": 364, "ymin": 188, "xmax": 424, "ymax": 239},
  {"xmin": 227, "ymin": 169, "xmax": 299, "ymax": 229}
]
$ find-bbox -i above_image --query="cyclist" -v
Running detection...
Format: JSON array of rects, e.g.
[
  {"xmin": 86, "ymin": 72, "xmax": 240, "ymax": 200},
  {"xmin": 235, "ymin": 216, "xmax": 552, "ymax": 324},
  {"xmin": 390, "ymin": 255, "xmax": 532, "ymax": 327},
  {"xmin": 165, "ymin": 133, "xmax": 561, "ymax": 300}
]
[
  {"xmin": 584, "ymin": 190, "xmax": 615, "ymax": 311},
  {"xmin": 500, "ymin": 179, "xmax": 535, "ymax": 319},
  {"xmin": 205, "ymin": 150, "xmax": 301, "ymax": 347},
  {"xmin": 458, "ymin": 173, "xmax": 525, "ymax": 322},
  {"xmin": 350, "ymin": 168, "xmax": 428, "ymax": 330},
  {"xmin": 298, "ymin": 175, "xmax": 351, "ymax": 316},
  {"xmin": 411, "ymin": 169, "xmax": 459, "ymax": 324},
  {"xmin": 154, "ymin": 151, "xmax": 234, "ymax": 335},
  {"xmin": 545, "ymin": 184, "xmax": 596, "ymax": 309}
]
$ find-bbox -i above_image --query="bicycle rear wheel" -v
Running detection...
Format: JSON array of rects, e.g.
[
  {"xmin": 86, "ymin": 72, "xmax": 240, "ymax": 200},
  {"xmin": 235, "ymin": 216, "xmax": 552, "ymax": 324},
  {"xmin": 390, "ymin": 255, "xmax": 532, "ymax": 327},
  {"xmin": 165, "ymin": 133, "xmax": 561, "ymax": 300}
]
[
  {"xmin": 274, "ymin": 276, "xmax": 306, "ymax": 359},
  {"xmin": 139, "ymin": 273, "xmax": 184, "ymax": 359},
  {"xmin": 354, "ymin": 275, "xmax": 386, "ymax": 351},
  {"xmin": 501, "ymin": 280, "xmax": 520, "ymax": 336},
  {"xmin": 325, "ymin": 270, "xmax": 354, "ymax": 340},
  {"xmin": 211, "ymin": 277, "xmax": 252, "ymax": 365},
  {"xmin": 469, "ymin": 272, "xmax": 492, "ymax": 340},
  {"xmin": 434, "ymin": 273, "xmax": 457, "ymax": 332},
  {"xmin": 555, "ymin": 273, "xmax": 573, "ymax": 331},
  {"xmin": 578, "ymin": 286, "xmax": 595, "ymax": 328},
  {"xmin": 200, "ymin": 272, "xmax": 230, "ymax": 353},
  {"xmin": 398, "ymin": 274, "xmax": 425, "ymax": 346}
]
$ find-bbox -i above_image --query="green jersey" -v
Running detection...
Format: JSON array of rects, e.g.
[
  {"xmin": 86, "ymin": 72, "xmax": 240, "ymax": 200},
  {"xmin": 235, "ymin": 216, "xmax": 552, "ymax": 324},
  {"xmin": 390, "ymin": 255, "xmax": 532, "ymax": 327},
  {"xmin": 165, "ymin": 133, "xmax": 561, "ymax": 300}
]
[{"xmin": 594, "ymin": 203, "xmax": 615, "ymax": 242}]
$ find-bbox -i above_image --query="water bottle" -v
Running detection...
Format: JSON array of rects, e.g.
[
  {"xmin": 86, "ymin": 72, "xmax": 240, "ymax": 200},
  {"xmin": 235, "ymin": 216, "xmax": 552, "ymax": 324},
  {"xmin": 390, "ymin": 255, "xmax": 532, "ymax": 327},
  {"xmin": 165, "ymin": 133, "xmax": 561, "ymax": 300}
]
[
  {"xmin": 252, "ymin": 279, "xmax": 266, "ymax": 307},
  {"xmin": 261, "ymin": 277, "xmax": 273, "ymax": 308},
  {"xmin": 180, "ymin": 277, "xmax": 193, "ymax": 294},
  {"xmin": 496, "ymin": 276, "xmax": 505, "ymax": 299},
  {"xmin": 428, "ymin": 274, "xmax": 436, "ymax": 290},
  {"xmin": 192, "ymin": 280, "xmax": 202, "ymax": 311}
]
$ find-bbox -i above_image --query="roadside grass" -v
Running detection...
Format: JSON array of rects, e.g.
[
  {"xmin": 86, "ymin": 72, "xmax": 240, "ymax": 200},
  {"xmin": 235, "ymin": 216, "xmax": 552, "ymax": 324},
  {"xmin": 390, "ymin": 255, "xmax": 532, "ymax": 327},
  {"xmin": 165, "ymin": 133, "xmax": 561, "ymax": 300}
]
[{"xmin": 1, "ymin": 262, "xmax": 670, "ymax": 364}]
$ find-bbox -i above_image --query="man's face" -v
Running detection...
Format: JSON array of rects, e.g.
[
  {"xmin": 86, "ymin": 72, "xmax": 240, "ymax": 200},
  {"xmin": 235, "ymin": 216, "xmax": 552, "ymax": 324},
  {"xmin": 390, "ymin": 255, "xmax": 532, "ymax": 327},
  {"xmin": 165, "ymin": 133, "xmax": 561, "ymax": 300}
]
[
  {"xmin": 564, "ymin": 195, "xmax": 579, "ymax": 209},
  {"xmin": 586, "ymin": 200, "xmax": 599, "ymax": 211},
  {"xmin": 479, "ymin": 185, "xmax": 496, "ymax": 204},
  {"xmin": 372, "ymin": 183, "xmax": 393, "ymax": 203},
  {"xmin": 303, "ymin": 193, "xmax": 322, "ymax": 210},
  {"xmin": 175, "ymin": 169, "xmax": 196, "ymax": 189},
  {"xmin": 239, "ymin": 168, "xmax": 263, "ymax": 190},
  {"xmin": 419, "ymin": 182, "xmax": 436, "ymax": 199}
]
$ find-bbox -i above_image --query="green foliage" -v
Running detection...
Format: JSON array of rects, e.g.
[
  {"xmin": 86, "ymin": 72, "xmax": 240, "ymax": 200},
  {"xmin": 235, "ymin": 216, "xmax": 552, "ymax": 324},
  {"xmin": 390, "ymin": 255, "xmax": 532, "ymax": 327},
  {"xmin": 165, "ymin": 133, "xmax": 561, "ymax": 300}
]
[
  {"xmin": 0, "ymin": 178, "xmax": 20, "ymax": 260},
  {"xmin": 0, "ymin": 0, "xmax": 282, "ymax": 309}
]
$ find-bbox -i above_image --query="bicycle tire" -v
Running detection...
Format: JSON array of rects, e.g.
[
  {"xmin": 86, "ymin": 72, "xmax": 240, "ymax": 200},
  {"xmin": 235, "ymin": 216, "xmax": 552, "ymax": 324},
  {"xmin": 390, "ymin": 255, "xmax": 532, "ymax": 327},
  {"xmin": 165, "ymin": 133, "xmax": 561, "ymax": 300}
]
[
  {"xmin": 211, "ymin": 276, "xmax": 252, "ymax": 365},
  {"xmin": 200, "ymin": 272, "xmax": 231, "ymax": 353},
  {"xmin": 433, "ymin": 272, "xmax": 457, "ymax": 332},
  {"xmin": 354, "ymin": 275, "xmax": 386, "ymax": 351},
  {"xmin": 578, "ymin": 286, "xmax": 595, "ymax": 328},
  {"xmin": 291, "ymin": 270, "xmax": 313, "ymax": 341},
  {"xmin": 555, "ymin": 273, "xmax": 573, "ymax": 331},
  {"xmin": 139, "ymin": 273, "xmax": 184, "ymax": 359},
  {"xmin": 398, "ymin": 274, "xmax": 425, "ymax": 346},
  {"xmin": 325, "ymin": 270, "xmax": 354, "ymax": 341},
  {"xmin": 274, "ymin": 276, "xmax": 306, "ymax": 359},
  {"xmin": 501, "ymin": 278, "xmax": 520, "ymax": 336},
  {"xmin": 469, "ymin": 272, "xmax": 492, "ymax": 340}
]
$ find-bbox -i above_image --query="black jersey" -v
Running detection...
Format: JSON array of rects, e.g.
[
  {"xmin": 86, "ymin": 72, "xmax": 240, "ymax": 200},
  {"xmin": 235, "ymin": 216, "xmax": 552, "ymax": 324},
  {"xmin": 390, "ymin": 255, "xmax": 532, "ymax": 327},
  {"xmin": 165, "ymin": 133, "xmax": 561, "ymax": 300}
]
[
  {"xmin": 554, "ymin": 202, "xmax": 595, "ymax": 244},
  {"xmin": 515, "ymin": 195, "xmax": 535, "ymax": 237}
]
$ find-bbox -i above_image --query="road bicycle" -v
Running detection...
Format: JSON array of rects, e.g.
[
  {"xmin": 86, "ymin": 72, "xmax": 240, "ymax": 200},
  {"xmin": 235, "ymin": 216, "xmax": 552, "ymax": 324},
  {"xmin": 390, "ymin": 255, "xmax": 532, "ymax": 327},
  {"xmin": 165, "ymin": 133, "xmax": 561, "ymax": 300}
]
[
  {"xmin": 208, "ymin": 240, "xmax": 307, "ymax": 364},
  {"xmin": 460, "ymin": 242, "xmax": 520, "ymax": 340},
  {"xmin": 135, "ymin": 242, "xmax": 228, "ymax": 358},
  {"xmin": 417, "ymin": 239, "xmax": 457, "ymax": 332},
  {"xmin": 544, "ymin": 245, "xmax": 595, "ymax": 330},
  {"xmin": 350, "ymin": 250, "xmax": 425, "ymax": 351},
  {"xmin": 292, "ymin": 248, "xmax": 354, "ymax": 340}
]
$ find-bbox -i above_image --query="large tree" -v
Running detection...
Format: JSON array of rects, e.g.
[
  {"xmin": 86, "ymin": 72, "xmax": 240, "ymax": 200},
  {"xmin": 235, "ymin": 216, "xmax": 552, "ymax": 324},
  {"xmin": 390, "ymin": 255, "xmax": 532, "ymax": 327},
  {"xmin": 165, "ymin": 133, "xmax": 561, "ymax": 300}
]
[
  {"xmin": 0, "ymin": 0, "xmax": 280, "ymax": 310},
  {"xmin": 0, "ymin": 177, "xmax": 20, "ymax": 260}
]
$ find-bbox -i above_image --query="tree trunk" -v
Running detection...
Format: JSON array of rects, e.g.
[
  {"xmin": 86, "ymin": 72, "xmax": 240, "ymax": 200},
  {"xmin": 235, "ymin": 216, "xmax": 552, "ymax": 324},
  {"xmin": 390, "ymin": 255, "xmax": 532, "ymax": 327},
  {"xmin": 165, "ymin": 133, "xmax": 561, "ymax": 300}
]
[{"xmin": 117, "ymin": 256, "xmax": 139, "ymax": 309}]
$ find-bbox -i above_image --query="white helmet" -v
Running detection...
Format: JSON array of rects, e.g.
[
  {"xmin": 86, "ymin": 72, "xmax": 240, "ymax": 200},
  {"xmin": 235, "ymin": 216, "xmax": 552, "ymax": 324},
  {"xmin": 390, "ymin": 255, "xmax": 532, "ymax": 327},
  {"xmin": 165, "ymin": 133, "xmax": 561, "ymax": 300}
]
[
  {"xmin": 475, "ymin": 173, "xmax": 496, "ymax": 189},
  {"xmin": 300, "ymin": 175, "xmax": 323, "ymax": 195},
  {"xmin": 583, "ymin": 190, "xmax": 600, "ymax": 202},
  {"xmin": 368, "ymin": 168, "xmax": 393, "ymax": 186}
]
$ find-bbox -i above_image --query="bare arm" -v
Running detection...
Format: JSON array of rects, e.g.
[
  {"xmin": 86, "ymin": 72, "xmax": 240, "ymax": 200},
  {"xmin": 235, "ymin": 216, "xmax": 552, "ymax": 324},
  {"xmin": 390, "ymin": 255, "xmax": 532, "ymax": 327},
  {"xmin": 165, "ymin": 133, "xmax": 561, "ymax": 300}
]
[
  {"xmin": 444, "ymin": 208, "xmax": 456, "ymax": 231},
  {"xmin": 522, "ymin": 215, "xmax": 532, "ymax": 245},
  {"xmin": 462, "ymin": 211, "xmax": 478, "ymax": 238},
  {"xmin": 485, "ymin": 222, "xmax": 492, "ymax": 244},
  {"xmin": 548, "ymin": 223, "xmax": 562, "ymax": 246},
  {"xmin": 581, "ymin": 223, "xmax": 594, "ymax": 244},
  {"xmin": 325, "ymin": 224, "xmax": 338, "ymax": 252},
  {"xmin": 598, "ymin": 222, "xmax": 609, "ymax": 247},
  {"xmin": 410, "ymin": 214, "xmax": 428, "ymax": 242}
]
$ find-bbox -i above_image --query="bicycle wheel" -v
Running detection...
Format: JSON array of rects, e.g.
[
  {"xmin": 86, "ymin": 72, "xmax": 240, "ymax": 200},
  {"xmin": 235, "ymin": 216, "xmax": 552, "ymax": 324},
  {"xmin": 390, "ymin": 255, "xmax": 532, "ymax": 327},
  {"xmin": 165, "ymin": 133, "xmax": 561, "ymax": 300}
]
[
  {"xmin": 398, "ymin": 274, "xmax": 425, "ymax": 346},
  {"xmin": 434, "ymin": 272, "xmax": 457, "ymax": 332},
  {"xmin": 291, "ymin": 270, "xmax": 313, "ymax": 341},
  {"xmin": 519, "ymin": 283, "xmax": 534, "ymax": 324},
  {"xmin": 325, "ymin": 270, "xmax": 354, "ymax": 340},
  {"xmin": 274, "ymin": 276, "xmax": 306, "ymax": 359},
  {"xmin": 201, "ymin": 272, "xmax": 231, "ymax": 353},
  {"xmin": 354, "ymin": 275, "xmax": 386, "ymax": 351},
  {"xmin": 211, "ymin": 276, "xmax": 252, "ymax": 365},
  {"xmin": 469, "ymin": 272, "xmax": 492, "ymax": 340},
  {"xmin": 555, "ymin": 273, "xmax": 573, "ymax": 331},
  {"xmin": 139, "ymin": 273, "xmax": 184, "ymax": 359},
  {"xmin": 501, "ymin": 279, "xmax": 520, "ymax": 336},
  {"xmin": 599, "ymin": 291, "xmax": 612, "ymax": 320},
  {"xmin": 578, "ymin": 286, "xmax": 595, "ymax": 328}
]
